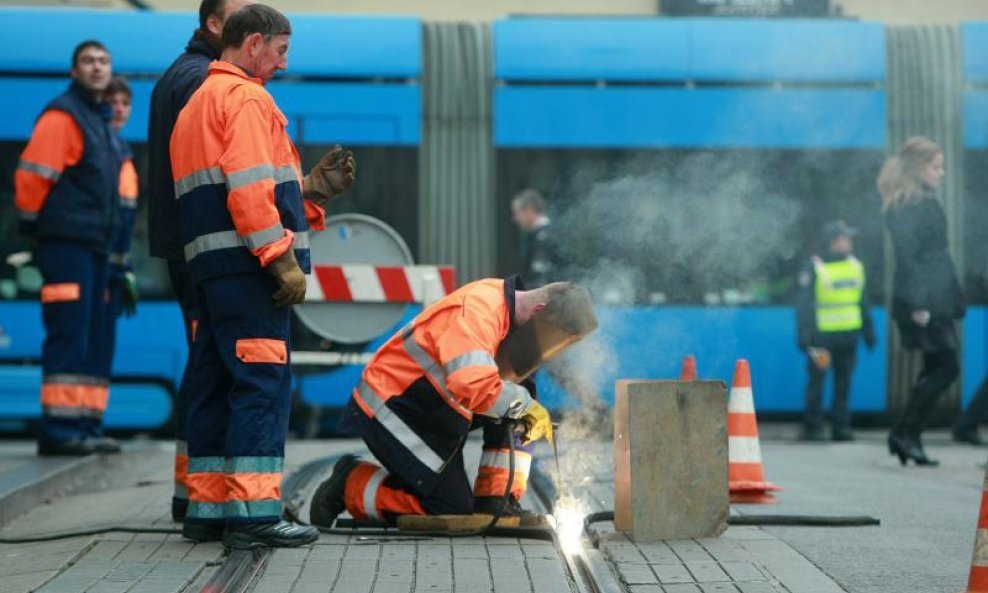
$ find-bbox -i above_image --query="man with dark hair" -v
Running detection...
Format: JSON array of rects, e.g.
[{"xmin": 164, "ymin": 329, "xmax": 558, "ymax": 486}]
[
  {"xmin": 15, "ymin": 40, "xmax": 124, "ymax": 456},
  {"xmin": 171, "ymin": 3, "xmax": 354, "ymax": 549},
  {"xmin": 147, "ymin": 0, "xmax": 252, "ymax": 524},
  {"xmin": 511, "ymin": 188, "xmax": 560, "ymax": 287}
]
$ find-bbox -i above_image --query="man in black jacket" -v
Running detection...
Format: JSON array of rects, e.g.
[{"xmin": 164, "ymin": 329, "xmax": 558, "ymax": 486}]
[
  {"xmin": 795, "ymin": 220, "xmax": 876, "ymax": 442},
  {"xmin": 511, "ymin": 189, "xmax": 560, "ymax": 288},
  {"xmin": 147, "ymin": 0, "xmax": 252, "ymax": 523}
]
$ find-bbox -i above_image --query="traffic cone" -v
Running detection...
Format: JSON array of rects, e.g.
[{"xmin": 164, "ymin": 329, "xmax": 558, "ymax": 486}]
[
  {"xmin": 960, "ymin": 465, "xmax": 988, "ymax": 592},
  {"xmin": 680, "ymin": 355, "xmax": 697, "ymax": 381},
  {"xmin": 727, "ymin": 359, "xmax": 781, "ymax": 504}
]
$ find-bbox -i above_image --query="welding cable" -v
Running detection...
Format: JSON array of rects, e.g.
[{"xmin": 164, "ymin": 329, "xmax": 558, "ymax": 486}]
[
  {"xmin": 0, "ymin": 526, "xmax": 180, "ymax": 544},
  {"xmin": 581, "ymin": 511, "xmax": 879, "ymax": 531}
]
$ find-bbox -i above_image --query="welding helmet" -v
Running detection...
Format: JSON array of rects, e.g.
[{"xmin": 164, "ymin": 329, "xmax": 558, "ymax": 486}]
[{"xmin": 496, "ymin": 282, "xmax": 598, "ymax": 382}]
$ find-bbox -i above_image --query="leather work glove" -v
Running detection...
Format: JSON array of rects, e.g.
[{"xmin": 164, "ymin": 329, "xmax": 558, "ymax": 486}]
[
  {"xmin": 267, "ymin": 248, "xmax": 306, "ymax": 308},
  {"xmin": 521, "ymin": 400, "xmax": 553, "ymax": 445},
  {"xmin": 120, "ymin": 271, "xmax": 138, "ymax": 318},
  {"xmin": 303, "ymin": 145, "xmax": 356, "ymax": 206}
]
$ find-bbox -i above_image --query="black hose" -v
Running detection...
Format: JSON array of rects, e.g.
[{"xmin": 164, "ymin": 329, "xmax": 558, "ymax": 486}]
[
  {"xmin": 0, "ymin": 526, "xmax": 180, "ymax": 544},
  {"xmin": 582, "ymin": 510, "xmax": 880, "ymax": 531}
]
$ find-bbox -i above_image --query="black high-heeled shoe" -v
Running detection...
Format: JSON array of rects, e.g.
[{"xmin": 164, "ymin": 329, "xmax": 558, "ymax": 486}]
[{"xmin": 888, "ymin": 432, "xmax": 939, "ymax": 467}]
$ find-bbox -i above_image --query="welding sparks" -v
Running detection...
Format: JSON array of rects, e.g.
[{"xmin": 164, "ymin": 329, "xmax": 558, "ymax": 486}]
[{"xmin": 553, "ymin": 495, "xmax": 589, "ymax": 557}]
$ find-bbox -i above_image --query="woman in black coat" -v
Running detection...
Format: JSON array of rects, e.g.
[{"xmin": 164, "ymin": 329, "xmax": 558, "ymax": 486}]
[{"xmin": 879, "ymin": 136, "xmax": 965, "ymax": 466}]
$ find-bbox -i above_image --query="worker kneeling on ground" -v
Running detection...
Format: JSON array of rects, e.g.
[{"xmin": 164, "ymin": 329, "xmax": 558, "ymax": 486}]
[{"xmin": 310, "ymin": 277, "xmax": 596, "ymax": 527}]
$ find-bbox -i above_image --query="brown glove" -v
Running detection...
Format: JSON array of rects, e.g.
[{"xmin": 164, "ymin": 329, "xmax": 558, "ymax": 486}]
[
  {"xmin": 267, "ymin": 248, "xmax": 306, "ymax": 307},
  {"xmin": 303, "ymin": 145, "xmax": 355, "ymax": 205}
]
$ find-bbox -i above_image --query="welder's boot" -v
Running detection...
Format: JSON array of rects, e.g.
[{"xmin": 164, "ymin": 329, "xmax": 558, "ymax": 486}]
[
  {"xmin": 223, "ymin": 520, "xmax": 319, "ymax": 549},
  {"xmin": 310, "ymin": 454, "xmax": 360, "ymax": 528},
  {"xmin": 474, "ymin": 496, "xmax": 549, "ymax": 527}
]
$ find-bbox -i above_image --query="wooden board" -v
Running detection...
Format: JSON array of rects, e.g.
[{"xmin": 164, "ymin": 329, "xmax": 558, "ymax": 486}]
[
  {"xmin": 615, "ymin": 380, "xmax": 729, "ymax": 542},
  {"xmin": 396, "ymin": 513, "xmax": 521, "ymax": 532}
]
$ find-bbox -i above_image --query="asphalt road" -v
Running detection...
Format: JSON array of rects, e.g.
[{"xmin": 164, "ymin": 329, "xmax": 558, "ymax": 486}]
[{"xmin": 750, "ymin": 428, "xmax": 987, "ymax": 593}]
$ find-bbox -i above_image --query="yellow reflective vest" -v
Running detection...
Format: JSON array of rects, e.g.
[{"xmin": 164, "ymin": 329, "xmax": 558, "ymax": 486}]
[{"xmin": 814, "ymin": 256, "xmax": 865, "ymax": 333}]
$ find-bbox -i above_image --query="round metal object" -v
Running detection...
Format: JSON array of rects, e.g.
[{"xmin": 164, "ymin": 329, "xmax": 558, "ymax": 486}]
[{"xmin": 294, "ymin": 213, "xmax": 414, "ymax": 344}]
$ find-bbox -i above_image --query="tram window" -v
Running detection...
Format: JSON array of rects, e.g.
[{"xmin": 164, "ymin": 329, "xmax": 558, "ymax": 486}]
[
  {"xmin": 497, "ymin": 148, "xmax": 886, "ymax": 305},
  {"xmin": 965, "ymin": 151, "xmax": 988, "ymax": 305}
]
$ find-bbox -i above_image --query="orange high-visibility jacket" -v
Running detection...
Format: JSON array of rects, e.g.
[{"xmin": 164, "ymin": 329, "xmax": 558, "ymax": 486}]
[
  {"xmin": 350, "ymin": 277, "xmax": 532, "ymax": 490},
  {"xmin": 170, "ymin": 61, "xmax": 325, "ymax": 283}
]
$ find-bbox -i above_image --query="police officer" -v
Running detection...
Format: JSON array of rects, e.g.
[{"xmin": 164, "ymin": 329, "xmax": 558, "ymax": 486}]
[
  {"xmin": 308, "ymin": 279, "xmax": 586, "ymax": 528},
  {"xmin": 14, "ymin": 41, "xmax": 124, "ymax": 456},
  {"xmin": 147, "ymin": 0, "xmax": 252, "ymax": 523},
  {"xmin": 170, "ymin": 4, "xmax": 352, "ymax": 549},
  {"xmin": 795, "ymin": 220, "xmax": 876, "ymax": 442}
]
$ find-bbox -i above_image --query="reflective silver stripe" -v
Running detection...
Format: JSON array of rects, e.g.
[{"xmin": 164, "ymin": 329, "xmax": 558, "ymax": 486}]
[
  {"xmin": 19, "ymin": 211, "xmax": 38, "ymax": 221},
  {"xmin": 375, "ymin": 408, "xmax": 445, "ymax": 472},
  {"xmin": 274, "ymin": 164, "xmax": 300, "ymax": 184},
  {"xmin": 479, "ymin": 449, "xmax": 532, "ymax": 474},
  {"xmin": 362, "ymin": 468, "xmax": 388, "ymax": 520},
  {"xmin": 43, "ymin": 373, "xmax": 108, "ymax": 386},
  {"xmin": 227, "ymin": 163, "xmax": 275, "ymax": 191},
  {"xmin": 354, "ymin": 381, "xmax": 445, "ymax": 473},
  {"xmin": 173, "ymin": 483, "xmax": 188, "ymax": 499},
  {"xmin": 185, "ymin": 228, "xmax": 304, "ymax": 261},
  {"xmin": 480, "ymin": 380, "xmax": 533, "ymax": 419},
  {"xmin": 120, "ymin": 195, "xmax": 137, "ymax": 208},
  {"xmin": 443, "ymin": 350, "xmax": 497, "ymax": 376},
  {"xmin": 243, "ymin": 224, "xmax": 285, "ymax": 249},
  {"xmin": 18, "ymin": 159, "xmax": 61, "ymax": 181},
  {"xmin": 42, "ymin": 405, "xmax": 103, "ymax": 419},
  {"xmin": 403, "ymin": 335, "xmax": 474, "ymax": 417},
  {"xmin": 175, "ymin": 440, "xmax": 188, "ymax": 456},
  {"xmin": 175, "ymin": 167, "xmax": 224, "ymax": 198},
  {"xmin": 109, "ymin": 252, "xmax": 130, "ymax": 267}
]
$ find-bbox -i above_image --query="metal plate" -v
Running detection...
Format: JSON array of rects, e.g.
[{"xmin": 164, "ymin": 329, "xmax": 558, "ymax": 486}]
[{"xmin": 294, "ymin": 214, "xmax": 414, "ymax": 344}]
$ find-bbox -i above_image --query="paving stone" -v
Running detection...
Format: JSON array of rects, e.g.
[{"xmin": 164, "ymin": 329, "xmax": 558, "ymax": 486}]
[
  {"xmin": 663, "ymin": 585, "xmax": 703, "ymax": 593},
  {"xmin": 628, "ymin": 586, "xmax": 664, "ymax": 593},
  {"xmin": 619, "ymin": 565, "xmax": 660, "ymax": 585},
  {"xmin": 667, "ymin": 540, "xmax": 714, "ymax": 563},
  {"xmin": 639, "ymin": 542, "xmax": 680, "ymax": 565},
  {"xmin": 103, "ymin": 561, "xmax": 154, "ymax": 581},
  {"xmin": 346, "ymin": 544, "xmax": 383, "ymax": 559},
  {"xmin": 685, "ymin": 561, "xmax": 730, "ymax": 583},
  {"xmin": 453, "ymin": 558, "xmax": 492, "ymax": 593},
  {"xmin": 85, "ymin": 540, "xmax": 132, "ymax": 561},
  {"xmin": 381, "ymin": 544, "xmax": 416, "ymax": 560},
  {"xmin": 719, "ymin": 562, "xmax": 767, "ymax": 582},
  {"xmin": 698, "ymin": 584, "xmax": 741, "ymax": 592},
  {"xmin": 696, "ymin": 539, "xmax": 750, "ymax": 563},
  {"xmin": 181, "ymin": 543, "xmax": 223, "ymax": 562},
  {"xmin": 735, "ymin": 583, "xmax": 781, "ymax": 593},
  {"xmin": 652, "ymin": 563, "xmax": 694, "ymax": 585}
]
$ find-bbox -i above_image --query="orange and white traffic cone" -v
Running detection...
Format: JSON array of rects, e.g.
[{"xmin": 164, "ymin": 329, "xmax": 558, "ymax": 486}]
[
  {"xmin": 727, "ymin": 359, "xmax": 781, "ymax": 504},
  {"xmin": 960, "ymin": 467, "xmax": 988, "ymax": 592},
  {"xmin": 680, "ymin": 355, "xmax": 697, "ymax": 382}
]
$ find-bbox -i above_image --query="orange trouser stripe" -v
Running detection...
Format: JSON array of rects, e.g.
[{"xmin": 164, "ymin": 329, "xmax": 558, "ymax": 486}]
[
  {"xmin": 186, "ymin": 472, "xmax": 227, "ymax": 504},
  {"xmin": 41, "ymin": 384, "xmax": 108, "ymax": 412},
  {"xmin": 344, "ymin": 462, "xmax": 425, "ymax": 520},
  {"xmin": 40, "ymin": 283, "xmax": 81, "ymax": 304},
  {"xmin": 474, "ymin": 467, "xmax": 529, "ymax": 499},
  {"xmin": 174, "ymin": 454, "xmax": 189, "ymax": 494},
  {"xmin": 226, "ymin": 472, "xmax": 282, "ymax": 502}
]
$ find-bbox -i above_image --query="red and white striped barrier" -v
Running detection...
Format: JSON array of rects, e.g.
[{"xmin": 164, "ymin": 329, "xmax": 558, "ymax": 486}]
[{"xmin": 305, "ymin": 265, "xmax": 457, "ymax": 303}]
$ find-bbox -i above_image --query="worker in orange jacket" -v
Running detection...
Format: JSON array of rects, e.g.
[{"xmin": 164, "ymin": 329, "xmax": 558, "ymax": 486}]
[
  {"xmin": 310, "ymin": 278, "xmax": 586, "ymax": 527},
  {"xmin": 170, "ymin": 4, "xmax": 353, "ymax": 549},
  {"xmin": 14, "ymin": 40, "xmax": 125, "ymax": 456}
]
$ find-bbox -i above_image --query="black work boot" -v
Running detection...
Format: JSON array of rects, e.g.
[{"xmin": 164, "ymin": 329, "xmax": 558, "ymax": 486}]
[
  {"xmin": 38, "ymin": 439, "xmax": 98, "ymax": 456},
  {"xmin": 474, "ymin": 496, "xmax": 548, "ymax": 527},
  {"xmin": 831, "ymin": 426, "xmax": 855, "ymax": 442},
  {"xmin": 953, "ymin": 425, "xmax": 985, "ymax": 446},
  {"xmin": 310, "ymin": 454, "xmax": 360, "ymax": 528},
  {"xmin": 223, "ymin": 521, "xmax": 319, "ymax": 549},
  {"xmin": 91, "ymin": 436, "xmax": 122, "ymax": 454},
  {"xmin": 182, "ymin": 521, "xmax": 225, "ymax": 542},
  {"xmin": 798, "ymin": 425, "xmax": 826, "ymax": 442}
]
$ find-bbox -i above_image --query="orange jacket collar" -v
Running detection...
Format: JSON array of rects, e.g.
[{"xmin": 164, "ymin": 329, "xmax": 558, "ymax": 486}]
[{"xmin": 207, "ymin": 60, "xmax": 262, "ymax": 85}]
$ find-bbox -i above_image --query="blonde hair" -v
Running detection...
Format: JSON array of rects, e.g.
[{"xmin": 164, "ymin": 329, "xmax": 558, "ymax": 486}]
[{"xmin": 877, "ymin": 136, "xmax": 942, "ymax": 211}]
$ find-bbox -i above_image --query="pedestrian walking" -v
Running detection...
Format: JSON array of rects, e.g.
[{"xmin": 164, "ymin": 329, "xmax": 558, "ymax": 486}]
[{"xmin": 879, "ymin": 136, "xmax": 965, "ymax": 466}]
